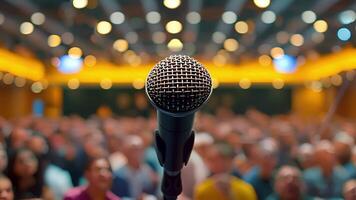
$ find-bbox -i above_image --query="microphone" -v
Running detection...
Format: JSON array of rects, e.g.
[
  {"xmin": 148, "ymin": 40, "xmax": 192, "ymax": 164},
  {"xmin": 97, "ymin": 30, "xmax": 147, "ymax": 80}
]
[{"xmin": 145, "ymin": 55, "xmax": 212, "ymax": 199}]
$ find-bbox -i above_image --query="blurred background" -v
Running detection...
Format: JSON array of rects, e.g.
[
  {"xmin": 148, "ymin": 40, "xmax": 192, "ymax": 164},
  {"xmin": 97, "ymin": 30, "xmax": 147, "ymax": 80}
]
[{"xmin": 0, "ymin": 0, "xmax": 355, "ymax": 200}]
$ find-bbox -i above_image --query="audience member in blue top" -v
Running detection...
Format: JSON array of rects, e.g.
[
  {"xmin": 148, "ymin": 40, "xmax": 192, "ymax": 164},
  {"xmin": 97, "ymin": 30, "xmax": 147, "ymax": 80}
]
[
  {"xmin": 243, "ymin": 138, "xmax": 278, "ymax": 200},
  {"xmin": 303, "ymin": 140, "xmax": 349, "ymax": 198},
  {"xmin": 266, "ymin": 166, "xmax": 313, "ymax": 200}
]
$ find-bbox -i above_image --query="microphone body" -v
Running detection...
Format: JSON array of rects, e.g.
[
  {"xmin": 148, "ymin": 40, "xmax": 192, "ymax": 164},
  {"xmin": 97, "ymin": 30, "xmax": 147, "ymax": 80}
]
[
  {"xmin": 145, "ymin": 55, "xmax": 212, "ymax": 199},
  {"xmin": 156, "ymin": 111, "xmax": 195, "ymax": 174}
]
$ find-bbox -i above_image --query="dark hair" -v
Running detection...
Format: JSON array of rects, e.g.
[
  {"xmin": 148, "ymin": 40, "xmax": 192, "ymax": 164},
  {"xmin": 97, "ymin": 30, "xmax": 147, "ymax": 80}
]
[
  {"xmin": 6, "ymin": 148, "xmax": 44, "ymax": 199},
  {"xmin": 84, "ymin": 156, "xmax": 112, "ymax": 172}
]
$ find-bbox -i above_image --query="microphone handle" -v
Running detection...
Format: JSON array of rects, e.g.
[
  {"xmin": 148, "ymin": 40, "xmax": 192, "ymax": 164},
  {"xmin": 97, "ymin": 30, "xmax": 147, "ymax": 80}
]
[{"xmin": 156, "ymin": 111, "xmax": 195, "ymax": 173}]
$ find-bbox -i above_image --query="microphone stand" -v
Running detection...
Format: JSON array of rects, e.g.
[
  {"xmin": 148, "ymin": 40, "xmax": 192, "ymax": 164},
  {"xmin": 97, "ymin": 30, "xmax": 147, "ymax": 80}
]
[{"xmin": 162, "ymin": 171, "xmax": 182, "ymax": 200}]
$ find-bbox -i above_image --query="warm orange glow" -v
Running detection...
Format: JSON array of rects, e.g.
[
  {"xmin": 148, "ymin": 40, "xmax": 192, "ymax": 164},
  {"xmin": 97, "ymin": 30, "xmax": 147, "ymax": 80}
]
[
  {"xmin": 1, "ymin": 47, "xmax": 356, "ymax": 86},
  {"xmin": 0, "ymin": 48, "xmax": 44, "ymax": 80},
  {"xmin": 45, "ymin": 48, "xmax": 356, "ymax": 85}
]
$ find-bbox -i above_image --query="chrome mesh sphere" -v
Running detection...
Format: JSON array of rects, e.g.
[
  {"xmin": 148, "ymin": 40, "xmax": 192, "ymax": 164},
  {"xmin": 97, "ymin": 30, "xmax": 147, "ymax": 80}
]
[{"xmin": 146, "ymin": 55, "xmax": 212, "ymax": 113}]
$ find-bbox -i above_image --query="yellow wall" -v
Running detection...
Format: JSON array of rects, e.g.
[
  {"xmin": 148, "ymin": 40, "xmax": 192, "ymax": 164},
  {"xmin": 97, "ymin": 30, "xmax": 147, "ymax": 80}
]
[
  {"xmin": 0, "ymin": 85, "xmax": 32, "ymax": 118},
  {"xmin": 292, "ymin": 87, "xmax": 335, "ymax": 116},
  {"xmin": 337, "ymin": 80, "xmax": 356, "ymax": 118},
  {"xmin": 0, "ymin": 85, "xmax": 62, "ymax": 119}
]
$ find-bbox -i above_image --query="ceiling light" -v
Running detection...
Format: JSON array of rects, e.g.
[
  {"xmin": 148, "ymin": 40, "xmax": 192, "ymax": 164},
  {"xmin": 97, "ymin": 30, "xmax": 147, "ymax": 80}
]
[
  {"xmin": 223, "ymin": 38, "xmax": 239, "ymax": 52},
  {"xmin": 235, "ymin": 21, "xmax": 248, "ymax": 34},
  {"xmin": 31, "ymin": 12, "xmax": 46, "ymax": 25},
  {"xmin": 20, "ymin": 22, "xmax": 34, "ymax": 35},
  {"xmin": 186, "ymin": 12, "xmax": 201, "ymax": 24},
  {"xmin": 272, "ymin": 79, "xmax": 284, "ymax": 89},
  {"xmin": 100, "ymin": 79, "xmax": 112, "ymax": 89},
  {"xmin": 164, "ymin": 0, "xmax": 181, "ymax": 9},
  {"xmin": 339, "ymin": 10, "xmax": 356, "ymax": 25},
  {"xmin": 48, "ymin": 35, "xmax": 61, "ymax": 47},
  {"xmin": 258, "ymin": 55, "xmax": 272, "ymax": 66},
  {"xmin": 167, "ymin": 38, "xmax": 183, "ymax": 52},
  {"xmin": 113, "ymin": 39, "xmax": 129, "ymax": 52},
  {"xmin": 110, "ymin": 12, "xmax": 125, "ymax": 24},
  {"xmin": 96, "ymin": 21, "xmax": 112, "ymax": 35},
  {"xmin": 72, "ymin": 0, "xmax": 88, "ymax": 9},
  {"xmin": 261, "ymin": 10, "xmax": 276, "ymax": 24},
  {"xmin": 31, "ymin": 82, "xmax": 43, "ymax": 93},
  {"xmin": 166, "ymin": 20, "xmax": 183, "ymax": 34},
  {"xmin": 301, "ymin": 10, "xmax": 316, "ymax": 24},
  {"xmin": 146, "ymin": 11, "xmax": 161, "ymax": 24},
  {"xmin": 84, "ymin": 55, "xmax": 97, "ymax": 67},
  {"xmin": 3, "ymin": 73, "xmax": 14, "ymax": 85},
  {"xmin": 290, "ymin": 34, "xmax": 304, "ymax": 46},
  {"xmin": 239, "ymin": 78, "xmax": 251, "ymax": 89},
  {"xmin": 14, "ymin": 77, "xmax": 26, "ymax": 87},
  {"xmin": 253, "ymin": 0, "xmax": 270, "ymax": 8},
  {"xmin": 270, "ymin": 47, "xmax": 284, "ymax": 58},
  {"xmin": 313, "ymin": 20, "xmax": 328, "ymax": 33},
  {"xmin": 68, "ymin": 78, "xmax": 80, "ymax": 90},
  {"xmin": 68, "ymin": 47, "xmax": 82, "ymax": 58},
  {"xmin": 337, "ymin": 28, "xmax": 351, "ymax": 41},
  {"xmin": 222, "ymin": 11, "xmax": 237, "ymax": 24}
]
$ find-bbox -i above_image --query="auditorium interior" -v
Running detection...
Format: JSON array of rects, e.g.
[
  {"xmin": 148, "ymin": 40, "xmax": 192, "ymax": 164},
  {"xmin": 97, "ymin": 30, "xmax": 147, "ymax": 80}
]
[{"xmin": 0, "ymin": 0, "xmax": 355, "ymax": 200}]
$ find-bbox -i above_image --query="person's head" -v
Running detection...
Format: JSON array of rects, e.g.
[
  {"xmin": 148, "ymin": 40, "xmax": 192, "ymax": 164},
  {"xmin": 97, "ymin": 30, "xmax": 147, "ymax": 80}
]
[
  {"xmin": 334, "ymin": 133, "xmax": 354, "ymax": 165},
  {"xmin": 274, "ymin": 166, "xmax": 303, "ymax": 200},
  {"xmin": 11, "ymin": 148, "xmax": 38, "ymax": 178},
  {"xmin": 85, "ymin": 157, "xmax": 113, "ymax": 192},
  {"xmin": 194, "ymin": 133, "xmax": 214, "ymax": 160},
  {"xmin": 206, "ymin": 142, "xmax": 235, "ymax": 175},
  {"xmin": 26, "ymin": 134, "xmax": 48, "ymax": 157},
  {"xmin": 9, "ymin": 128, "xmax": 29, "ymax": 149},
  {"xmin": 314, "ymin": 140, "xmax": 336, "ymax": 173},
  {"xmin": 257, "ymin": 138, "xmax": 278, "ymax": 177},
  {"xmin": 344, "ymin": 180, "xmax": 356, "ymax": 200},
  {"xmin": 297, "ymin": 143, "xmax": 315, "ymax": 170},
  {"xmin": 83, "ymin": 132, "xmax": 107, "ymax": 158},
  {"xmin": 0, "ymin": 176, "xmax": 13, "ymax": 200},
  {"xmin": 123, "ymin": 135, "xmax": 145, "ymax": 169}
]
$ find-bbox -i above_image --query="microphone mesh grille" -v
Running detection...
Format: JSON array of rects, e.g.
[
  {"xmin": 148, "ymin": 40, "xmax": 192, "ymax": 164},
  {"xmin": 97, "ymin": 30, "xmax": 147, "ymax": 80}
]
[{"xmin": 146, "ymin": 55, "xmax": 212, "ymax": 113}]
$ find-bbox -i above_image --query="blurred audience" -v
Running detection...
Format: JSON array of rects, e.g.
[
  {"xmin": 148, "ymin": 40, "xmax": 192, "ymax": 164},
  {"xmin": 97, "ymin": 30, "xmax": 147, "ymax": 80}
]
[{"xmin": 0, "ymin": 109, "xmax": 354, "ymax": 200}]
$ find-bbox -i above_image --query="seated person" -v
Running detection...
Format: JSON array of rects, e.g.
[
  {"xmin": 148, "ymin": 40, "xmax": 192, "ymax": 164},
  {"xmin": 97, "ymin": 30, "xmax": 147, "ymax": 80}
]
[
  {"xmin": 111, "ymin": 135, "xmax": 158, "ymax": 199},
  {"xmin": 303, "ymin": 140, "xmax": 349, "ymax": 198},
  {"xmin": 195, "ymin": 142, "xmax": 257, "ymax": 200},
  {"xmin": 267, "ymin": 166, "xmax": 313, "ymax": 200},
  {"xmin": 64, "ymin": 156, "xmax": 120, "ymax": 200},
  {"xmin": 243, "ymin": 138, "xmax": 278, "ymax": 200}
]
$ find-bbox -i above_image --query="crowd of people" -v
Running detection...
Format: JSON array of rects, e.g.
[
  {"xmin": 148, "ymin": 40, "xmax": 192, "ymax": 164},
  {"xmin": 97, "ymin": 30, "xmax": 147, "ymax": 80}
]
[{"xmin": 0, "ymin": 108, "xmax": 355, "ymax": 200}]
